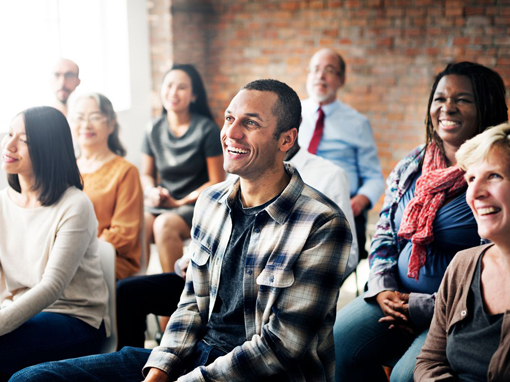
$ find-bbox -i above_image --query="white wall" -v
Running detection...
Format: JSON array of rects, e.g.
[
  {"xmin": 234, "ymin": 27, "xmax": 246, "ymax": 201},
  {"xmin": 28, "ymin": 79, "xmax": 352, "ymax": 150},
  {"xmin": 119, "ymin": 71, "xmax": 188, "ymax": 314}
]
[
  {"xmin": 116, "ymin": 0, "xmax": 152, "ymax": 169},
  {"xmin": 0, "ymin": 0, "xmax": 151, "ymax": 191}
]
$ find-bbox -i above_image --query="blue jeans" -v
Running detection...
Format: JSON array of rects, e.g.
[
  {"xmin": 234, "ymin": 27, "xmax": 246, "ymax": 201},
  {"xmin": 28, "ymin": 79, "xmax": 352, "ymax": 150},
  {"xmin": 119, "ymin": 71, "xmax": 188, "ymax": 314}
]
[
  {"xmin": 334, "ymin": 294, "xmax": 428, "ymax": 382},
  {"xmin": 10, "ymin": 347, "xmax": 152, "ymax": 382},
  {"xmin": 10, "ymin": 341, "xmax": 228, "ymax": 381},
  {"xmin": 11, "ymin": 341, "xmax": 285, "ymax": 381},
  {"xmin": 0, "ymin": 312, "xmax": 105, "ymax": 381}
]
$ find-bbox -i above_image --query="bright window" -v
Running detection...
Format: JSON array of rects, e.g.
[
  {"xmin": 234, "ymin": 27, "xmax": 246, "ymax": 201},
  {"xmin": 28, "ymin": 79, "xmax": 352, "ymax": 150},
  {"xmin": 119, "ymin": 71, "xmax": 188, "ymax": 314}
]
[{"xmin": 0, "ymin": 0, "xmax": 130, "ymax": 130}]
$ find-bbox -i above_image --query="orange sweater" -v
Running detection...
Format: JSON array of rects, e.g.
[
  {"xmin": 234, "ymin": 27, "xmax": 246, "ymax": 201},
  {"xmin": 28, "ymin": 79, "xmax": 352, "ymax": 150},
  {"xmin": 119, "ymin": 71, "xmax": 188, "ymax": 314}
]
[{"xmin": 82, "ymin": 156, "xmax": 143, "ymax": 279}]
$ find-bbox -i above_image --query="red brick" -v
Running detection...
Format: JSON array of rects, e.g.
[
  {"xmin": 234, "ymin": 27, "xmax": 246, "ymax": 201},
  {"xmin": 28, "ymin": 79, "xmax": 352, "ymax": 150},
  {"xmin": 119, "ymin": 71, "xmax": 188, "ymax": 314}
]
[
  {"xmin": 309, "ymin": 1, "xmax": 325, "ymax": 9},
  {"xmin": 385, "ymin": 7, "xmax": 404, "ymax": 17},
  {"xmin": 147, "ymin": 0, "xmax": 510, "ymax": 210},
  {"xmin": 322, "ymin": 29, "xmax": 339, "ymax": 37},
  {"xmin": 445, "ymin": 6, "xmax": 464, "ymax": 16},
  {"xmin": 453, "ymin": 36, "xmax": 471, "ymax": 45},
  {"xmin": 465, "ymin": 7, "xmax": 485, "ymax": 16},
  {"xmin": 376, "ymin": 37, "xmax": 393, "ymax": 47},
  {"xmin": 497, "ymin": 57, "xmax": 510, "ymax": 65}
]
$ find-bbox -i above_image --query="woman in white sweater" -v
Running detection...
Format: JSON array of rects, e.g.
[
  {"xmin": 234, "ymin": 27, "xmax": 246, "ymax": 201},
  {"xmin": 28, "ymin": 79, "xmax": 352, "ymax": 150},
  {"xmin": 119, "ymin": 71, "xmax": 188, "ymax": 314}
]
[{"xmin": 0, "ymin": 106, "xmax": 109, "ymax": 380}]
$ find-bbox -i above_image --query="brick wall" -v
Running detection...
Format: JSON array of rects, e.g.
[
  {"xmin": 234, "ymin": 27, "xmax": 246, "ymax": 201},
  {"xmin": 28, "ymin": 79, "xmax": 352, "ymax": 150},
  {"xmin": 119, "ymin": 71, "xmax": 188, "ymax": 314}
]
[{"xmin": 148, "ymin": 0, "xmax": 510, "ymax": 212}]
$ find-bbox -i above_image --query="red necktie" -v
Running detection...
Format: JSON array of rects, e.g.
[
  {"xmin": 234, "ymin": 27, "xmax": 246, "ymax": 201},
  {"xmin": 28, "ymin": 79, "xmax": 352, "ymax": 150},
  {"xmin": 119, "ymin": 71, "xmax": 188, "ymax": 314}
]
[{"xmin": 308, "ymin": 107, "xmax": 325, "ymax": 154}]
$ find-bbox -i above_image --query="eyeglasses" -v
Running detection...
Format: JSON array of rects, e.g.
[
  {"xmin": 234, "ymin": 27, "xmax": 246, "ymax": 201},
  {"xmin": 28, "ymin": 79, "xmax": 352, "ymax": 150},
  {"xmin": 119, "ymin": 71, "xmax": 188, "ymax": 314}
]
[
  {"xmin": 70, "ymin": 115, "xmax": 108, "ymax": 125},
  {"xmin": 54, "ymin": 72, "xmax": 79, "ymax": 80},
  {"xmin": 308, "ymin": 66, "xmax": 341, "ymax": 77}
]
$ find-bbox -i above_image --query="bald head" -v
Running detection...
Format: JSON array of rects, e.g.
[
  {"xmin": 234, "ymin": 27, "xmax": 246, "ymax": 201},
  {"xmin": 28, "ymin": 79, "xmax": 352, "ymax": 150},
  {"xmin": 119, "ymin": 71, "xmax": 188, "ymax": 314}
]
[
  {"xmin": 306, "ymin": 49, "xmax": 346, "ymax": 105},
  {"xmin": 52, "ymin": 58, "xmax": 81, "ymax": 105}
]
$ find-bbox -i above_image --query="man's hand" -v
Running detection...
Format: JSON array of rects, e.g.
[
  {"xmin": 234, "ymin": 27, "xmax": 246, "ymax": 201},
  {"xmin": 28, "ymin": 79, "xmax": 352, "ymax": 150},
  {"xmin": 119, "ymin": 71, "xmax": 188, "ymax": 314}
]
[
  {"xmin": 350, "ymin": 194, "xmax": 370, "ymax": 217},
  {"xmin": 143, "ymin": 368, "xmax": 171, "ymax": 382}
]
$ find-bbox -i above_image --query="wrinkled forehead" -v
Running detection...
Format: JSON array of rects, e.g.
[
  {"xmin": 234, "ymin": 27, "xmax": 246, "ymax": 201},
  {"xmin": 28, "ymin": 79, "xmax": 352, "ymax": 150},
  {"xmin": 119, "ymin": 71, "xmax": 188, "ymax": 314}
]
[{"xmin": 309, "ymin": 50, "xmax": 341, "ymax": 70}]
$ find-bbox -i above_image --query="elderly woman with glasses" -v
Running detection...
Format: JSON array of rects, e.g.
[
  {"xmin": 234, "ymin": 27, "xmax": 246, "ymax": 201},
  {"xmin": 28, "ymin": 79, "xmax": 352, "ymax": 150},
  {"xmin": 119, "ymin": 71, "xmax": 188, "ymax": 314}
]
[
  {"xmin": 69, "ymin": 92, "xmax": 143, "ymax": 280},
  {"xmin": 415, "ymin": 122, "xmax": 510, "ymax": 381}
]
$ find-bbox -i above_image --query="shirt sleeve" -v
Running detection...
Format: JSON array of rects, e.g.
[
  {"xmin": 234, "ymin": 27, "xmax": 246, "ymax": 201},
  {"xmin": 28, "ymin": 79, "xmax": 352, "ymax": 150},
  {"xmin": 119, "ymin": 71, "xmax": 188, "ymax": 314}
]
[
  {"xmin": 201, "ymin": 119, "xmax": 223, "ymax": 158},
  {"xmin": 177, "ymin": 215, "xmax": 351, "ymax": 381},
  {"xmin": 409, "ymin": 293, "xmax": 436, "ymax": 329},
  {"xmin": 365, "ymin": 155, "xmax": 410, "ymax": 299},
  {"xmin": 0, "ymin": 195, "xmax": 95, "ymax": 336},
  {"xmin": 99, "ymin": 165, "xmax": 144, "ymax": 279},
  {"xmin": 355, "ymin": 118, "xmax": 385, "ymax": 207},
  {"xmin": 141, "ymin": 122, "xmax": 155, "ymax": 157},
  {"xmin": 328, "ymin": 167, "xmax": 358, "ymax": 279}
]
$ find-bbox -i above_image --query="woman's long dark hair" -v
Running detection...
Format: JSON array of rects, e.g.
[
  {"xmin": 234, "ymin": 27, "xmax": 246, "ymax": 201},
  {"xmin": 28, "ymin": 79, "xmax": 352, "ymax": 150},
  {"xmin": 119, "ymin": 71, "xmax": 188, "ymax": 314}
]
[
  {"xmin": 160, "ymin": 64, "xmax": 213, "ymax": 120},
  {"xmin": 424, "ymin": 61, "xmax": 508, "ymax": 156},
  {"xmin": 8, "ymin": 106, "xmax": 83, "ymax": 206}
]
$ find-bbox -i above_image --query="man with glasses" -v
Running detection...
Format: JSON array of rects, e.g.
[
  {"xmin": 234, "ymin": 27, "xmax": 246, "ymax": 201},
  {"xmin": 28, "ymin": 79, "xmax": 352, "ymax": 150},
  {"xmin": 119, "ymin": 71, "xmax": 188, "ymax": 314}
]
[
  {"xmin": 299, "ymin": 48, "xmax": 384, "ymax": 261},
  {"xmin": 50, "ymin": 58, "xmax": 81, "ymax": 117}
]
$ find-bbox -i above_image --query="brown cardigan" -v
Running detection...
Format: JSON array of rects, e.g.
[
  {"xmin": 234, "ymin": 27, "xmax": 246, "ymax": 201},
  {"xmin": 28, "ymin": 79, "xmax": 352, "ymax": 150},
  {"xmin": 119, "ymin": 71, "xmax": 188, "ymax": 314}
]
[{"xmin": 415, "ymin": 243, "xmax": 510, "ymax": 381}]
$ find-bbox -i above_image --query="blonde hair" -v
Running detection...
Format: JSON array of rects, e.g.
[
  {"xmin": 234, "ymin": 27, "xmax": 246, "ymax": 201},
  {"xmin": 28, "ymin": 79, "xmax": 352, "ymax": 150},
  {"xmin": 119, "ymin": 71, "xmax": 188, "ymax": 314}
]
[{"xmin": 456, "ymin": 122, "xmax": 510, "ymax": 171}]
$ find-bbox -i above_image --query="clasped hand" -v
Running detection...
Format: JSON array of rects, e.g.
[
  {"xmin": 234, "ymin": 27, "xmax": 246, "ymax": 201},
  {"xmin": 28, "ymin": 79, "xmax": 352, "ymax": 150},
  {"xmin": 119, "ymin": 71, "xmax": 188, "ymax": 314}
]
[
  {"xmin": 376, "ymin": 290, "xmax": 415, "ymax": 335},
  {"xmin": 146, "ymin": 186, "xmax": 182, "ymax": 208}
]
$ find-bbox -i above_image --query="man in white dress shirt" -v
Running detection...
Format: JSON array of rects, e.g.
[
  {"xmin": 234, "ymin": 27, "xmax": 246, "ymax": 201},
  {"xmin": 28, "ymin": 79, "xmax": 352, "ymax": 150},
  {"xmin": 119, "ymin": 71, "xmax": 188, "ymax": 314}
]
[
  {"xmin": 286, "ymin": 142, "xmax": 358, "ymax": 280},
  {"xmin": 298, "ymin": 48, "xmax": 384, "ymax": 260}
]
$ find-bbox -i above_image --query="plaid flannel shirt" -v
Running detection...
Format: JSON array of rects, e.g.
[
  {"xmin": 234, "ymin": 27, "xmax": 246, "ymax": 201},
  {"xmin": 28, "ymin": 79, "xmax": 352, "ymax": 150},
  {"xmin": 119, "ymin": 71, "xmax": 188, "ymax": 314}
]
[{"xmin": 143, "ymin": 163, "xmax": 352, "ymax": 381}]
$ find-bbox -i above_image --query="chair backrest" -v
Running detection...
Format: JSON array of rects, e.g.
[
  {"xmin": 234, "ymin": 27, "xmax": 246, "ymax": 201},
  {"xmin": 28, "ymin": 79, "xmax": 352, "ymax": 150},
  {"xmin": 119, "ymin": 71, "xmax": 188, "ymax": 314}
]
[{"xmin": 97, "ymin": 240, "xmax": 118, "ymax": 353}]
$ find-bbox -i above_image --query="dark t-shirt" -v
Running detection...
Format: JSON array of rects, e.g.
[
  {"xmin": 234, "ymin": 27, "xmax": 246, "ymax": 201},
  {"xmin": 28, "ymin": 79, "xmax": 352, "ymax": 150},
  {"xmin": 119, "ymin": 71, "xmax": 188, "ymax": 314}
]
[
  {"xmin": 446, "ymin": 253, "xmax": 503, "ymax": 381},
  {"xmin": 141, "ymin": 114, "xmax": 222, "ymax": 200},
  {"xmin": 202, "ymin": 191, "xmax": 277, "ymax": 353}
]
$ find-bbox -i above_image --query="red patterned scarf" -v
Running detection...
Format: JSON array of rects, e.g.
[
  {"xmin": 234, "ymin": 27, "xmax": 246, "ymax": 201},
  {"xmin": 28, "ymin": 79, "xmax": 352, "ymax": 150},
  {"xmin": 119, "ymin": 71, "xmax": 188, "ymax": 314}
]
[{"xmin": 398, "ymin": 142, "xmax": 467, "ymax": 280}]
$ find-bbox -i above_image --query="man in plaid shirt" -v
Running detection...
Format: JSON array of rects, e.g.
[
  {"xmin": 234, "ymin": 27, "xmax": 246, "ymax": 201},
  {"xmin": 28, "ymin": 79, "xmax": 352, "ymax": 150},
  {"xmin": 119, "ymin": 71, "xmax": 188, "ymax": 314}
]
[{"xmin": 12, "ymin": 79, "xmax": 352, "ymax": 382}]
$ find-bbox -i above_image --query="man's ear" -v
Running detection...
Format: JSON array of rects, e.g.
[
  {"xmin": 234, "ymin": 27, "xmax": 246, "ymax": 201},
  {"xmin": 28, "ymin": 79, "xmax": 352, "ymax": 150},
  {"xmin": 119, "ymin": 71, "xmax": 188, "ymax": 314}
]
[
  {"xmin": 280, "ymin": 127, "xmax": 298, "ymax": 153},
  {"xmin": 339, "ymin": 73, "xmax": 346, "ymax": 88}
]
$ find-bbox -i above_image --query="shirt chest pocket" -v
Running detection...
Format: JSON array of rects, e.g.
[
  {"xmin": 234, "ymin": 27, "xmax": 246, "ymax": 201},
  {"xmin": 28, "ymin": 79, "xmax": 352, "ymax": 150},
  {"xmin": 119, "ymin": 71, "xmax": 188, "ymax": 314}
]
[
  {"xmin": 256, "ymin": 268, "xmax": 295, "ymax": 288},
  {"xmin": 190, "ymin": 242, "xmax": 211, "ymax": 267}
]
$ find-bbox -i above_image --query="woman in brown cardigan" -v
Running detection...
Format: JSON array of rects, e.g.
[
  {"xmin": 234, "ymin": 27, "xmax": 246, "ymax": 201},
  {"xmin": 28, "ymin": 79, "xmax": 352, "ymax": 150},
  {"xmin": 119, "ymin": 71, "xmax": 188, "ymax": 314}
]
[
  {"xmin": 415, "ymin": 122, "xmax": 510, "ymax": 381},
  {"xmin": 69, "ymin": 92, "xmax": 143, "ymax": 279}
]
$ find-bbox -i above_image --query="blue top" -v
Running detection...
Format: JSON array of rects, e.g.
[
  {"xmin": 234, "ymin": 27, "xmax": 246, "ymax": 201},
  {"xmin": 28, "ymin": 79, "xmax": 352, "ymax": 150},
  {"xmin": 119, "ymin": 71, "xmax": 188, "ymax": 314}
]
[
  {"xmin": 299, "ymin": 98, "xmax": 384, "ymax": 207},
  {"xmin": 394, "ymin": 170, "xmax": 480, "ymax": 294}
]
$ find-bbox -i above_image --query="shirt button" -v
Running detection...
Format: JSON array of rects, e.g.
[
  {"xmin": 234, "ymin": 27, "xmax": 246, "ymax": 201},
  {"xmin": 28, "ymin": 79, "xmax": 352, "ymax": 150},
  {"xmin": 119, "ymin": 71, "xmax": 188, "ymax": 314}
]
[
  {"xmin": 254, "ymin": 227, "xmax": 260, "ymax": 233},
  {"xmin": 461, "ymin": 310, "xmax": 467, "ymax": 316},
  {"xmin": 269, "ymin": 276, "xmax": 274, "ymax": 283},
  {"xmin": 246, "ymin": 269, "xmax": 252, "ymax": 275}
]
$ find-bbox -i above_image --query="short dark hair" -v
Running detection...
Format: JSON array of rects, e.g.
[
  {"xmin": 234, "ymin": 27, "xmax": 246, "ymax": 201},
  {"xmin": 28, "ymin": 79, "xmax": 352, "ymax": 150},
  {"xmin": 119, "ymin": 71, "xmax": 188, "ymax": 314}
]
[
  {"xmin": 8, "ymin": 106, "xmax": 83, "ymax": 206},
  {"xmin": 161, "ymin": 64, "xmax": 213, "ymax": 120},
  {"xmin": 241, "ymin": 79, "xmax": 302, "ymax": 139},
  {"xmin": 333, "ymin": 51, "xmax": 346, "ymax": 78},
  {"xmin": 72, "ymin": 92, "xmax": 126, "ymax": 156},
  {"xmin": 425, "ymin": 61, "xmax": 508, "ymax": 154}
]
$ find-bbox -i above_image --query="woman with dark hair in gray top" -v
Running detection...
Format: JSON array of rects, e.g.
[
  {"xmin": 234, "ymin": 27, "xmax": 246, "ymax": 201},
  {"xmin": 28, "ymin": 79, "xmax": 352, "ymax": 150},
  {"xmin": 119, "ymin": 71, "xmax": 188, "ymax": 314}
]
[{"xmin": 141, "ymin": 64, "xmax": 224, "ymax": 273}]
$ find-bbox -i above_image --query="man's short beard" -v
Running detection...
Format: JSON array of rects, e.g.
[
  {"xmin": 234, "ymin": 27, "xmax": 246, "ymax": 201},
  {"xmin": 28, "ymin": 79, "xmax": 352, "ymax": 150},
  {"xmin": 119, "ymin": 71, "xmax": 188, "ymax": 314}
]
[{"xmin": 306, "ymin": 83, "xmax": 332, "ymax": 104}]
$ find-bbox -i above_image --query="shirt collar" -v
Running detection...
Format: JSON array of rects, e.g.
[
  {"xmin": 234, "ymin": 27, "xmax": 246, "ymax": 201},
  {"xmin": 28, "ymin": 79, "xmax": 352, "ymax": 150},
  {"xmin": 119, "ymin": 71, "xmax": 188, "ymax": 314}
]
[
  {"xmin": 307, "ymin": 98, "xmax": 340, "ymax": 117},
  {"xmin": 218, "ymin": 163, "xmax": 304, "ymax": 225}
]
